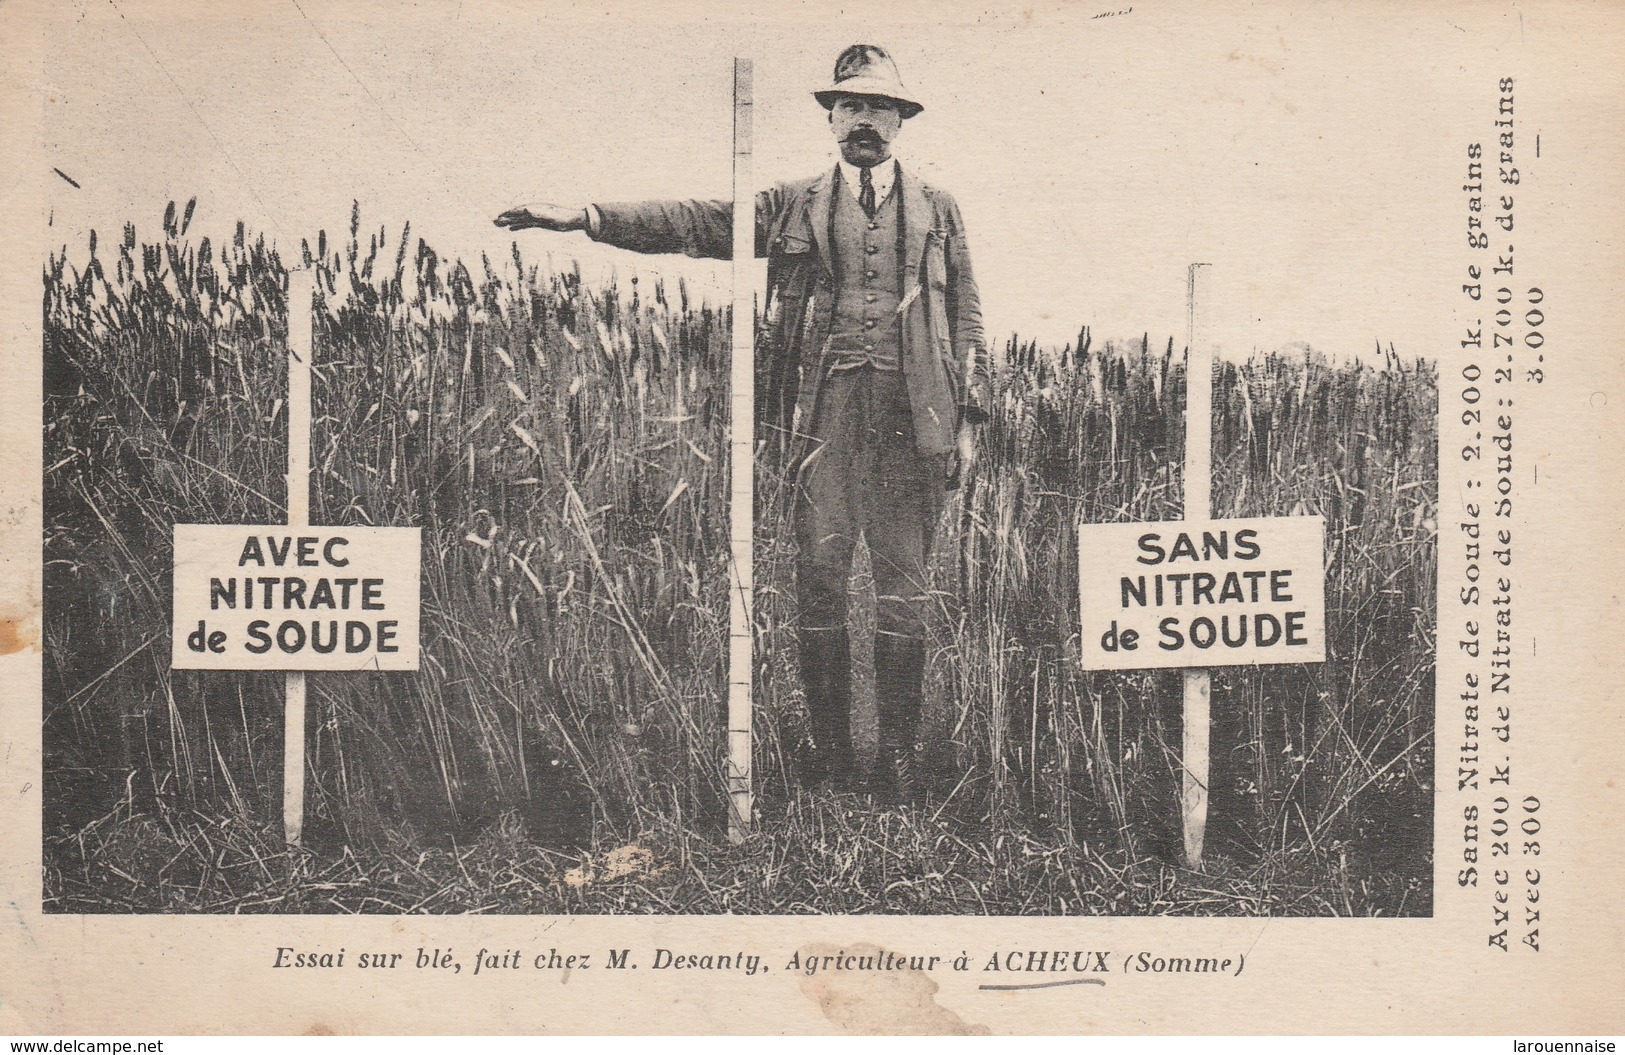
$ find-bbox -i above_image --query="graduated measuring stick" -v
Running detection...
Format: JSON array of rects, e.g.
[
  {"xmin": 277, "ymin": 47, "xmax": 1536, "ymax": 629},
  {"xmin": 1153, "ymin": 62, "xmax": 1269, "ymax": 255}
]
[{"xmin": 726, "ymin": 56, "xmax": 755, "ymax": 844}]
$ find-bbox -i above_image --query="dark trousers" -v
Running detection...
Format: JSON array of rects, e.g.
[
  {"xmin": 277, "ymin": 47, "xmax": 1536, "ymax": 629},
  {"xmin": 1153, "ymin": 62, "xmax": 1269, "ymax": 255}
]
[{"xmin": 794, "ymin": 368, "xmax": 944, "ymax": 760}]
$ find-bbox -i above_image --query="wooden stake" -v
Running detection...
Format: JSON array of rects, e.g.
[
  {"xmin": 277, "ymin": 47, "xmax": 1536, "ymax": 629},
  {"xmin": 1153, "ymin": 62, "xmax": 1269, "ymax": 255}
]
[
  {"xmin": 726, "ymin": 57, "xmax": 755, "ymax": 844},
  {"xmin": 1181, "ymin": 262, "xmax": 1213, "ymax": 870},
  {"xmin": 284, "ymin": 267, "xmax": 313, "ymax": 848}
]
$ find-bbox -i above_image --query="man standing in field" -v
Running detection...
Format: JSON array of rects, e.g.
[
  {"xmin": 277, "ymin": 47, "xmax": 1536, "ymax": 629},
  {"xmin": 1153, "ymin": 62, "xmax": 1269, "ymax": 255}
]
[{"xmin": 495, "ymin": 45, "xmax": 991, "ymax": 803}]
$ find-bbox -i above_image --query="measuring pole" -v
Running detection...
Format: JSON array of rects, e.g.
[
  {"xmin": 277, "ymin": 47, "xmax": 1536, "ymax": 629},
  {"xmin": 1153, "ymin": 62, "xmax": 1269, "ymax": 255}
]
[
  {"xmin": 1181, "ymin": 262, "xmax": 1213, "ymax": 870},
  {"xmin": 284, "ymin": 267, "xmax": 314, "ymax": 848},
  {"xmin": 726, "ymin": 57, "xmax": 755, "ymax": 844}
]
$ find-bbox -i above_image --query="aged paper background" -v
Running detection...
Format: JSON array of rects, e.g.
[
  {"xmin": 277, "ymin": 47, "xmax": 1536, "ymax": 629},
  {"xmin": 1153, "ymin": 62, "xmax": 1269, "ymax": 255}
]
[{"xmin": 3, "ymin": 0, "xmax": 1623, "ymax": 1035}]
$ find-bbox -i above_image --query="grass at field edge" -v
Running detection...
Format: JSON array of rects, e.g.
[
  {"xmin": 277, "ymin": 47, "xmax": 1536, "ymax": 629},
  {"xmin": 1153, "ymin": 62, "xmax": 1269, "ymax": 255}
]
[{"xmin": 43, "ymin": 791, "xmax": 1429, "ymax": 917}]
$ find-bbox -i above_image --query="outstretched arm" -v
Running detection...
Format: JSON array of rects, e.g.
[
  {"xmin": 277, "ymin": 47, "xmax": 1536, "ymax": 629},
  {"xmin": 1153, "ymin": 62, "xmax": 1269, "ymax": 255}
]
[
  {"xmin": 590, "ymin": 199, "xmax": 735, "ymax": 259},
  {"xmin": 496, "ymin": 191, "xmax": 778, "ymax": 260}
]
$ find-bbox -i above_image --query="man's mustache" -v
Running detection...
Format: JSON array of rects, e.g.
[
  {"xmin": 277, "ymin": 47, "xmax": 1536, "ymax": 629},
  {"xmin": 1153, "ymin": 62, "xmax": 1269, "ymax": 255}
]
[{"xmin": 843, "ymin": 129, "xmax": 886, "ymax": 143}]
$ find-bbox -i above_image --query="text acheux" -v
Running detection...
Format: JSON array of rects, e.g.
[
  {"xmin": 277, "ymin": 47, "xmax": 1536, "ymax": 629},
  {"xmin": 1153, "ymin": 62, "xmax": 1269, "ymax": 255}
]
[
  {"xmin": 172, "ymin": 525, "xmax": 421, "ymax": 671},
  {"xmin": 1078, "ymin": 517, "xmax": 1326, "ymax": 672}
]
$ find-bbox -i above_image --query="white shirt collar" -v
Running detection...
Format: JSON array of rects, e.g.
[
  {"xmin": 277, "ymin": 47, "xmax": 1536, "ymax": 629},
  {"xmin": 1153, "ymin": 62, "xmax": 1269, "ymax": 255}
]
[{"xmin": 837, "ymin": 157, "xmax": 899, "ymax": 206}]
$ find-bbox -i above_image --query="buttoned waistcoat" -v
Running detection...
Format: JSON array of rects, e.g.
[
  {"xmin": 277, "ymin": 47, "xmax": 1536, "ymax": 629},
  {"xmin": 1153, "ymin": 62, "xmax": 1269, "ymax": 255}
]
[{"xmin": 590, "ymin": 165, "xmax": 992, "ymax": 471}]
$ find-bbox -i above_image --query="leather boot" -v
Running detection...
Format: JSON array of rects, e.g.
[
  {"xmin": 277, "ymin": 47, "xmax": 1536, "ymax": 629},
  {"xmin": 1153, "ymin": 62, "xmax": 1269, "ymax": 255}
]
[
  {"xmin": 871, "ymin": 634, "xmax": 926, "ymax": 805},
  {"xmin": 797, "ymin": 627, "xmax": 858, "ymax": 791}
]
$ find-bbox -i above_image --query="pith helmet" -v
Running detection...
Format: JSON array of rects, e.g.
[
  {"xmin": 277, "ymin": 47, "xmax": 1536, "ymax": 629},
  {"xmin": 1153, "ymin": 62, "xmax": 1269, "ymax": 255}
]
[{"xmin": 813, "ymin": 44, "xmax": 924, "ymax": 119}]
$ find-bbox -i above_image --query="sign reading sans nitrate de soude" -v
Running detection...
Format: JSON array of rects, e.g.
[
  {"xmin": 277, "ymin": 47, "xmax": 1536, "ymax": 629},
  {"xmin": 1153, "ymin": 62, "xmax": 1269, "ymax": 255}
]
[
  {"xmin": 1078, "ymin": 516, "xmax": 1326, "ymax": 671},
  {"xmin": 172, "ymin": 525, "xmax": 421, "ymax": 671}
]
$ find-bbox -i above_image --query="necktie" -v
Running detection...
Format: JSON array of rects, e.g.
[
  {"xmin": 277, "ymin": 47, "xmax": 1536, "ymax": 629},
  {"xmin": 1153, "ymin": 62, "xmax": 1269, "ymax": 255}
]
[{"xmin": 859, "ymin": 166, "xmax": 876, "ymax": 219}]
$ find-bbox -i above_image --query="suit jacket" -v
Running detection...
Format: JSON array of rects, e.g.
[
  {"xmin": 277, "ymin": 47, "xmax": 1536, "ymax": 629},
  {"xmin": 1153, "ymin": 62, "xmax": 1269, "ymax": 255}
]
[{"xmin": 590, "ymin": 164, "xmax": 992, "ymax": 463}]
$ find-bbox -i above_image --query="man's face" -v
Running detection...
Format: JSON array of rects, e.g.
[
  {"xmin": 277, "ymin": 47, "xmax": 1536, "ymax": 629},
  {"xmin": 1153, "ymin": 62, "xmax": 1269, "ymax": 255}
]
[{"xmin": 829, "ymin": 94, "xmax": 903, "ymax": 167}]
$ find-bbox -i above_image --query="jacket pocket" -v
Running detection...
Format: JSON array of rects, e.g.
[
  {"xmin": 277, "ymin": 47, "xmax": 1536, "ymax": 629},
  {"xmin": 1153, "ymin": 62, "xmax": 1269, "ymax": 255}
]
[{"xmin": 772, "ymin": 203, "xmax": 817, "ymax": 258}]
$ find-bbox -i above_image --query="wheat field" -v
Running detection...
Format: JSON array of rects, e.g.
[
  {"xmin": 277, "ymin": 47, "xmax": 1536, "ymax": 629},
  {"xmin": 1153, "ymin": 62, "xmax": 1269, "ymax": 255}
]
[{"xmin": 41, "ymin": 202, "xmax": 1437, "ymax": 914}]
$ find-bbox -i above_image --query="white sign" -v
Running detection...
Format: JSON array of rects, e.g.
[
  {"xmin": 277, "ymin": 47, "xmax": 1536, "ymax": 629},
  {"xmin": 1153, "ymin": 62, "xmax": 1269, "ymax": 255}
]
[
  {"xmin": 172, "ymin": 525, "xmax": 421, "ymax": 671},
  {"xmin": 1077, "ymin": 516, "xmax": 1325, "ymax": 671}
]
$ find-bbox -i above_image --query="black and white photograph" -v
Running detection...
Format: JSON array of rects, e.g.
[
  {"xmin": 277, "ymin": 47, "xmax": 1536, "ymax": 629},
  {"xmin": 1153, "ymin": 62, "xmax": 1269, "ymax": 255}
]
[{"xmin": 5, "ymin": 0, "xmax": 1623, "ymax": 1038}]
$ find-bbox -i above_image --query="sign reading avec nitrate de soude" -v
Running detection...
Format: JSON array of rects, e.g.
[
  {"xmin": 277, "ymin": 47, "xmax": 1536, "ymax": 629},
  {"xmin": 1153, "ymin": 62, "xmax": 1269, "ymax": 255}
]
[{"xmin": 172, "ymin": 525, "xmax": 420, "ymax": 671}]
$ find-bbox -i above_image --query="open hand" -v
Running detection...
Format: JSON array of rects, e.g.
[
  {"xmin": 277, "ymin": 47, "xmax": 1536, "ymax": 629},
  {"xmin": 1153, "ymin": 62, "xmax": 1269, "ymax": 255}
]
[{"xmin": 493, "ymin": 203, "xmax": 587, "ymax": 232}]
